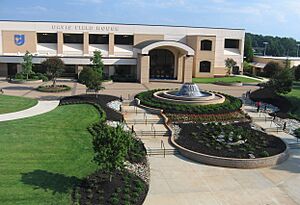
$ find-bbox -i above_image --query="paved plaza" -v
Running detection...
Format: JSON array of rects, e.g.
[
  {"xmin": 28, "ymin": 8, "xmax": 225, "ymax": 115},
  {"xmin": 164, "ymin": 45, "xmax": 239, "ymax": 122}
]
[{"xmin": 1, "ymin": 79, "xmax": 300, "ymax": 204}]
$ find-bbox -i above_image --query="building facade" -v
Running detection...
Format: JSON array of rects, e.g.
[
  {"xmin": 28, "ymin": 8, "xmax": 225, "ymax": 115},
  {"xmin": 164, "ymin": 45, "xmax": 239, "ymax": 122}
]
[{"xmin": 0, "ymin": 20, "xmax": 245, "ymax": 83}]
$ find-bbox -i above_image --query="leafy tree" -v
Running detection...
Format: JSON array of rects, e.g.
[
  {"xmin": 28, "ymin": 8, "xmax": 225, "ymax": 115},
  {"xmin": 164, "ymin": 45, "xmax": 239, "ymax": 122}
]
[
  {"xmin": 41, "ymin": 57, "xmax": 65, "ymax": 87},
  {"xmin": 263, "ymin": 62, "xmax": 281, "ymax": 77},
  {"xmin": 92, "ymin": 123, "xmax": 133, "ymax": 181},
  {"xmin": 21, "ymin": 51, "xmax": 34, "ymax": 80},
  {"xmin": 243, "ymin": 61, "xmax": 253, "ymax": 74},
  {"xmin": 84, "ymin": 69, "xmax": 104, "ymax": 96},
  {"xmin": 294, "ymin": 65, "xmax": 300, "ymax": 81},
  {"xmin": 90, "ymin": 50, "xmax": 104, "ymax": 78},
  {"xmin": 244, "ymin": 36, "xmax": 254, "ymax": 61},
  {"xmin": 225, "ymin": 58, "xmax": 237, "ymax": 75},
  {"xmin": 266, "ymin": 68, "xmax": 294, "ymax": 94}
]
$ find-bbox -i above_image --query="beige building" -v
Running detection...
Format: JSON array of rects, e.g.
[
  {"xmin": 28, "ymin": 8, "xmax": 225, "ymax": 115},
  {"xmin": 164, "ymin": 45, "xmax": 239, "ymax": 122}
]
[
  {"xmin": 0, "ymin": 20, "xmax": 245, "ymax": 83},
  {"xmin": 251, "ymin": 56, "xmax": 300, "ymax": 74}
]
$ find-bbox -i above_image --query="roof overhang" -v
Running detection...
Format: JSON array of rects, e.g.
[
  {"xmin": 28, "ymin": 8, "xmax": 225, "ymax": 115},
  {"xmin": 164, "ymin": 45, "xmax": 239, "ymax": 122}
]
[{"xmin": 134, "ymin": 40, "xmax": 195, "ymax": 56}]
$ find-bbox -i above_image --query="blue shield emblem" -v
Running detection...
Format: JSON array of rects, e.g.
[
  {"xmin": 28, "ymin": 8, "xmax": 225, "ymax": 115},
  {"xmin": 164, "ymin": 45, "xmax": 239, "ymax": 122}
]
[{"xmin": 14, "ymin": 34, "xmax": 25, "ymax": 46}]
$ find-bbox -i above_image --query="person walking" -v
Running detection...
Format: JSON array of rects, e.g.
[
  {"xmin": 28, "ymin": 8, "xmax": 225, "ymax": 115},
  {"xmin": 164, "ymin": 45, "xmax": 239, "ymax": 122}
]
[{"xmin": 256, "ymin": 101, "xmax": 261, "ymax": 112}]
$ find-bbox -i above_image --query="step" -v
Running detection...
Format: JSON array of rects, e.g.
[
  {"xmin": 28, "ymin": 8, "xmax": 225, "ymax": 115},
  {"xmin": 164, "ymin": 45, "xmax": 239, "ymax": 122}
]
[
  {"xmin": 125, "ymin": 118, "xmax": 164, "ymax": 124},
  {"xmin": 135, "ymin": 130, "xmax": 171, "ymax": 137},
  {"xmin": 146, "ymin": 148, "xmax": 179, "ymax": 156},
  {"xmin": 288, "ymin": 143, "xmax": 300, "ymax": 149},
  {"xmin": 251, "ymin": 117, "xmax": 273, "ymax": 122},
  {"xmin": 263, "ymin": 127, "xmax": 283, "ymax": 132}
]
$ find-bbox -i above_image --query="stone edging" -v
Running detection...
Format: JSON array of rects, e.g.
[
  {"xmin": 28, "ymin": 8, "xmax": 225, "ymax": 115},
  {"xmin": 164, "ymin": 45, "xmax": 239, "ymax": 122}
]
[
  {"xmin": 10, "ymin": 79, "xmax": 43, "ymax": 84},
  {"xmin": 102, "ymin": 80, "xmax": 113, "ymax": 86},
  {"xmin": 160, "ymin": 112, "xmax": 289, "ymax": 169},
  {"xmin": 214, "ymin": 82, "xmax": 243, "ymax": 87}
]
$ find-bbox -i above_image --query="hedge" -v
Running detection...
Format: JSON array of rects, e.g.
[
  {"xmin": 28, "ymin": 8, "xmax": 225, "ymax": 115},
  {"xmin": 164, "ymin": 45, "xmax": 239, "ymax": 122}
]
[{"xmin": 135, "ymin": 89, "xmax": 242, "ymax": 114}]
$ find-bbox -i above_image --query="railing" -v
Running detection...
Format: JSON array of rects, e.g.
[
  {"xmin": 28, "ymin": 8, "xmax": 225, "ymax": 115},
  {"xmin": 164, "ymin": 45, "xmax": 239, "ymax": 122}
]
[{"xmin": 161, "ymin": 140, "xmax": 166, "ymax": 158}]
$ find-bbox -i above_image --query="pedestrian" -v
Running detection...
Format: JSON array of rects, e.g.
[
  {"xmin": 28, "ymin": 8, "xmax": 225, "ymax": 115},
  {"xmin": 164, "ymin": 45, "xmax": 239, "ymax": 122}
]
[
  {"xmin": 283, "ymin": 122, "xmax": 287, "ymax": 130},
  {"xmin": 131, "ymin": 125, "xmax": 134, "ymax": 133},
  {"xmin": 256, "ymin": 101, "xmax": 261, "ymax": 112},
  {"xmin": 0, "ymin": 88, "xmax": 3, "ymax": 94},
  {"xmin": 273, "ymin": 113, "xmax": 276, "ymax": 121},
  {"xmin": 264, "ymin": 103, "xmax": 267, "ymax": 112},
  {"xmin": 119, "ymin": 95, "xmax": 123, "ymax": 102}
]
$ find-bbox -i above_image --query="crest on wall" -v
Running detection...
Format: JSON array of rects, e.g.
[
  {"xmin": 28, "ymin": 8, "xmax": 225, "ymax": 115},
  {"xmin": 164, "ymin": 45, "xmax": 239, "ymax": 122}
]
[{"xmin": 14, "ymin": 34, "xmax": 25, "ymax": 46}]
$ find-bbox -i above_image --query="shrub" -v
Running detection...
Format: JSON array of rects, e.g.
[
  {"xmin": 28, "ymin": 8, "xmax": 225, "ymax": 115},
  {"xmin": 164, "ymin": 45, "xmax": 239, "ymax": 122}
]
[
  {"xmin": 136, "ymin": 90, "xmax": 242, "ymax": 115},
  {"xmin": 259, "ymin": 151, "xmax": 270, "ymax": 157},
  {"xmin": 266, "ymin": 68, "xmax": 294, "ymax": 94},
  {"xmin": 263, "ymin": 62, "xmax": 281, "ymax": 77},
  {"xmin": 294, "ymin": 65, "xmax": 300, "ymax": 81}
]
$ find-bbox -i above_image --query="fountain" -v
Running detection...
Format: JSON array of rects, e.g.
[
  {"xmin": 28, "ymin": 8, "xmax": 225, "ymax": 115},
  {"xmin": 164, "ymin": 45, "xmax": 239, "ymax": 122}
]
[{"xmin": 153, "ymin": 83, "xmax": 225, "ymax": 105}]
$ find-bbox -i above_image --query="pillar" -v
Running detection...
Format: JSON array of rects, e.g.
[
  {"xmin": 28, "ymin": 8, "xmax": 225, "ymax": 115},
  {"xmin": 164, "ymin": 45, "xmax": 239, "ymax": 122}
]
[
  {"xmin": 109, "ymin": 33, "xmax": 114, "ymax": 56},
  {"xmin": 183, "ymin": 55, "xmax": 193, "ymax": 83},
  {"xmin": 138, "ymin": 54, "xmax": 150, "ymax": 84},
  {"xmin": 83, "ymin": 32, "xmax": 89, "ymax": 55},
  {"xmin": 57, "ymin": 32, "xmax": 63, "ymax": 55}
]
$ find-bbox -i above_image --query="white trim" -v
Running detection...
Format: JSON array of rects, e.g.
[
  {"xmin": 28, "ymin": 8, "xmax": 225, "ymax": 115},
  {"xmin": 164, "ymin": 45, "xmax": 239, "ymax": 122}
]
[{"xmin": 138, "ymin": 41, "xmax": 194, "ymax": 55}]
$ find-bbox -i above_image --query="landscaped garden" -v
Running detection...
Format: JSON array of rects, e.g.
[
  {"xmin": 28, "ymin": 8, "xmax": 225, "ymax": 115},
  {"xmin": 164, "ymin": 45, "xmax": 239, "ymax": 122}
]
[
  {"xmin": 175, "ymin": 122, "xmax": 286, "ymax": 158},
  {"xmin": 192, "ymin": 76, "xmax": 260, "ymax": 84},
  {"xmin": 0, "ymin": 95, "xmax": 37, "ymax": 114},
  {"xmin": 0, "ymin": 98, "xmax": 148, "ymax": 205}
]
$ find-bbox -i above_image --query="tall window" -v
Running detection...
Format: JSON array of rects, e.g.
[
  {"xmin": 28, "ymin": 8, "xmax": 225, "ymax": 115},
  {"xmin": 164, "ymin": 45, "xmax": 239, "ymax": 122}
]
[
  {"xmin": 201, "ymin": 40, "xmax": 212, "ymax": 51},
  {"xmin": 114, "ymin": 35, "xmax": 134, "ymax": 45},
  {"xmin": 199, "ymin": 61, "xmax": 211, "ymax": 72},
  {"xmin": 225, "ymin": 39, "xmax": 239, "ymax": 49}
]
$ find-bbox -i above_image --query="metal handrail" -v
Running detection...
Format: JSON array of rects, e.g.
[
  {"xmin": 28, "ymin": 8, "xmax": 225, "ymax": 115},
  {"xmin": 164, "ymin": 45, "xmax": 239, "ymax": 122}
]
[{"xmin": 161, "ymin": 140, "xmax": 166, "ymax": 158}]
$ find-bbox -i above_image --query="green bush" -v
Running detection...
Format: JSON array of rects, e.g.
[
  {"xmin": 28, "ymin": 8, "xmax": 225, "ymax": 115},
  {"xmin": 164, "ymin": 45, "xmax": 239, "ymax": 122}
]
[{"xmin": 136, "ymin": 90, "xmax": 242, "ymax": 115}]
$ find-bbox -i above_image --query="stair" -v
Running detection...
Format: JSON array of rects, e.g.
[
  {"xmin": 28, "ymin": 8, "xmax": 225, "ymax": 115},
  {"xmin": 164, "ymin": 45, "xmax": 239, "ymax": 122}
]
[
  {"xmin": 146, "ymin": 148, "xmax": 179, "ymax": 156},
  {"xmin": 288, "ymin": 143, "xmax": 300, "ymax": 149},
  {"xmin": 125, "ymin": 118, "xmax": 164, "ymax": 124},
  {"xmin": 263, "ymin": 127, "xmax": 283, "ymax": 133},
  {"xmin": 134, "ymin": 130, "xmax": 171, "ymax": 137}
]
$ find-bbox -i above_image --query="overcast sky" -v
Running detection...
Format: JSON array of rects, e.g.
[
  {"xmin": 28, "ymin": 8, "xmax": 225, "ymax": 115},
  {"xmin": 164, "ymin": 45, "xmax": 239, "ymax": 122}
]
[{"xmin": 0, "ymin": 0, "xmax": 299, "ymax": 40}]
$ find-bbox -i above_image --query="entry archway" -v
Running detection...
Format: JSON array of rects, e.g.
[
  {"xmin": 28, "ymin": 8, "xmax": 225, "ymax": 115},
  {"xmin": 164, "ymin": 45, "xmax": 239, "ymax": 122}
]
[{"xmin": 149, "ymin": 49, "xmax": 175, "ymax": 79}]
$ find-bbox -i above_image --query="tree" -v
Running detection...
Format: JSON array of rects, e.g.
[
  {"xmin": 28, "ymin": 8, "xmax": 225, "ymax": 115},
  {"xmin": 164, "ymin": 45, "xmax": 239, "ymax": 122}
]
[
  {"xmin": 266, "ymin": 68, "xmax": 294, "ymax": 94},
  {"xmin": 263, "ymin": 62, "xmax": 281, "ymax": 77},
  {"xmin": 90, "ymin": 50, "xmax": 104, "ymax": 79},
  {"xmin": 84, "ymin": 68, "xmax": 104, "ymax": 96},
  {"xmin": 92, "ymin": 123, "xmax": 132, "ymax": 181},
  {"xmin": 243, "ymin": 61, "xmax": 253, "ymax": 74},
  {"xmin": 41, "ymin": 57, "xmax": 65, "ymax": 87},
  {"xmin": 225, "ymin": 58, "xmax": 237, "ymax": 75},
  {"xmin": 21, "ymin": 51, "xmax": 33, "ymax": 80},
  {"xmin": 244, "ymin": 36, "xmax": 254, "ymax": 62},
  {"xmin": 294, "ymin": 65, "xmax": 300, "ymax": 81}
]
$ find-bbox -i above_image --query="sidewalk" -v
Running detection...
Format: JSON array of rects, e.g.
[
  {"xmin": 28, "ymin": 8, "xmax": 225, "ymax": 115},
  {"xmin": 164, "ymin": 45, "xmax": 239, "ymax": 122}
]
[{"xmin": 0, "ymin": 100, "xmax": 59, "ymax": 122}]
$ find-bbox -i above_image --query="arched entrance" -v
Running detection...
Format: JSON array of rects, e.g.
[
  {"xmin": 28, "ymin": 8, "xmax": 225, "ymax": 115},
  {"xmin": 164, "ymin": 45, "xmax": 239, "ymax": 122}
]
[{"xmin": 149, "ymin": 49, "xmax": 175, "ymax": 80}]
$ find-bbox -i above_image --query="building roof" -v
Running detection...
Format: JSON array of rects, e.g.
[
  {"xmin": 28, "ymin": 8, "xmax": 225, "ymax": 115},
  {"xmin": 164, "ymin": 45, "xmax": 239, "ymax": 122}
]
[
  {"xmin": 250, "ymin": 62, "xmax": 266, "ymax": 68},
  {"xmin": 254, "ymin": 55, "xmax": 300, "ymax": 61}
]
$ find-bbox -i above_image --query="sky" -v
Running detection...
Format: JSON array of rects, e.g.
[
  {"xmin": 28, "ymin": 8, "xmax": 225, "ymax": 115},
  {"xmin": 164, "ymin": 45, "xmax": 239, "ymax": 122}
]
[{"xmin": 0, "ymin": 0, "xmax": 299, "ymax": 40}]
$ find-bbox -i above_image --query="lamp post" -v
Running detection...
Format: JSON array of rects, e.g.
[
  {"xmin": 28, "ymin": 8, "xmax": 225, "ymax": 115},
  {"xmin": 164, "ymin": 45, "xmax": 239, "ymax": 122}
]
[
  {"xmin": 297, "ymin": 43, "xmax": 300, "ymax": 57},
  {"xmin": 263, "ymin": 42, "xmax": 269, "ymax": 56}
]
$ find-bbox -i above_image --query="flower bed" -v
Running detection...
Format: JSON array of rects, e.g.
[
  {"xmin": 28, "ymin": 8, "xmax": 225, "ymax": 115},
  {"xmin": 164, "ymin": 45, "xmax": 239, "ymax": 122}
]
[
  {"xmin": 37, "ymin": 85, "xmax": 71, "ymax": 92},
  {"xmin": 175, "ymin": 122, "xmax": 286, "ymax": 159},
  {"xmin": 136, "ymin": 89, "xmax": 242, "ymax": 115},
  {"xmin": 167, "ymin": 111, "xmax": 247, "ymax": 123}
]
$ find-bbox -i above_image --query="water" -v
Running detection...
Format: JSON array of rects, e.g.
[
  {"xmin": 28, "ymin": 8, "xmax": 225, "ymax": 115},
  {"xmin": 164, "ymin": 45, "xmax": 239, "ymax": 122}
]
[{"xmin": 176, "ymin": 83, "xmax": 206, "ymax": 97}]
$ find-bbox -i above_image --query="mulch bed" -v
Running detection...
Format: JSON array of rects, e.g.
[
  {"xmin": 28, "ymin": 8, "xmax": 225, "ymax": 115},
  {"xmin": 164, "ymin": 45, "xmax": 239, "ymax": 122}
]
[
  {"xmin": 72, "ymin": 170, "xmax": 148, "ymax": 205},
  {"xmin": 175, "ymin": 122, "xmax": 286, "ymax": 159},
  {"xmin": 60, "ymin": 94, "xmax": 122, "ymax": 122},
  {"xmin": 250, "ymin": 88, "xmax": 292, "ymax": 118}
]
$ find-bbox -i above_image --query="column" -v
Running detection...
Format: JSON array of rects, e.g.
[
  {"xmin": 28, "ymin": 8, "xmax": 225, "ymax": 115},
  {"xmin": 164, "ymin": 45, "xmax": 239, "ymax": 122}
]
[
  {"xmin": 109, "ymin": 33, "xmax": 114, "ymax": 56},
  {"xmin": 83, "ymin": 32, "xmax": 89, "ymax": 55},
  {"xmin": 57, "ymin": 32, "xmax": 63, "ymax": 55},
  {"xmin": 183, "ymin": 55, "xmax": 193, "ymax": 83},
  {"xmin": 138, "ymin": 54, "xmax": 150, "ymax": 84}
]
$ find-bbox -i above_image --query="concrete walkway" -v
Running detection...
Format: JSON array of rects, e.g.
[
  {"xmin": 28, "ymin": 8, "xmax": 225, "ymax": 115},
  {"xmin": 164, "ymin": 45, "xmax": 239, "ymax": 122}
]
[
  {"xmin": 0, "ymin": 100, "xmax": 59, "ymax": 122},
  {"xmin": 122, "ymin": 102, "xmax": 300, "ymax": 205}
]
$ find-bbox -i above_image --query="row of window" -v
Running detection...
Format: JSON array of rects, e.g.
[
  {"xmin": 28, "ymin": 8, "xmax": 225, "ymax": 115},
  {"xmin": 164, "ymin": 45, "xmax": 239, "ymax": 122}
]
[
  {"xmin": 37, "ymin": 33, "xmax": 134, "ymax": 45},
  {"xmin": 200, "ymin": 39, "xmax": 240, "ymax": 51}
]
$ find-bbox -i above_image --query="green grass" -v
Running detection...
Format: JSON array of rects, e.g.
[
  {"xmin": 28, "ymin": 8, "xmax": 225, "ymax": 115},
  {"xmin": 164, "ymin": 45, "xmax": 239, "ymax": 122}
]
[
  {"xmin": 192, "ymin": 76, "xmax": 260, "ymax": 84},
  {"xmin": 284, "ymin": 82, "xmax": 300, "ymax": 119},
  {"xmin": 0, "ymin": 95, "xmax": 38, "ymax": 114},
  {"xmin": 0, "ymin": 104, "xmax": 100, "ymax": 205}
]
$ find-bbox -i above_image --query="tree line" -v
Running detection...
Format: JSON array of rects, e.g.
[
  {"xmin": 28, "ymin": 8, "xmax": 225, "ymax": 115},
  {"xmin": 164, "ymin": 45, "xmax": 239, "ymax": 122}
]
[{"xmin": 244, "ymin": 33, "xmax": 300, "ymax": 61}]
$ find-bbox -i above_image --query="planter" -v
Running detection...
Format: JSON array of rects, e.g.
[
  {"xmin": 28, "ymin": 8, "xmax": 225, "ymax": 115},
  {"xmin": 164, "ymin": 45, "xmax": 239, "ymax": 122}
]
[
  {"xmin": 214, "ymin": 82, "xmax": 243, "ymax": 86},
  {"xmin": 10, "ymin": 79, "xmax": 43, "ymax": 84},
  {"xmin": 36, "ymin": 85, "xmax": 71, "ymax": 92}
]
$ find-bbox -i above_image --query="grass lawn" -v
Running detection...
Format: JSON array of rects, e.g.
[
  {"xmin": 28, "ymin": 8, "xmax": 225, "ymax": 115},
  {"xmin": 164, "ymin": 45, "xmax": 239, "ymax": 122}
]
[
  {"xmin": 0, "ymin": 104, "xmax": 99, "ymax": 205},
  {"xmin": 192, "ymin": 76, "xmax": 260, "ymax": 84},
  {"xmin": 0, "ymin": 95, "xmax": 38, "ymax": 114},
  {"xmin": 284, "ymin": 82, "xmax": 300, "ymax": 119}
]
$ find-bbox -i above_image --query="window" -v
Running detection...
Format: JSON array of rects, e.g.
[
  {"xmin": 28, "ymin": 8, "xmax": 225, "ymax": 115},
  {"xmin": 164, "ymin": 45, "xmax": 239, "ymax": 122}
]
[
  {"xmin": 114, "ymin": 35, "xmax": 134, "ymax": 45},
  {"xmin": 37, "ymin": 33, "xmax": 57, "ymax": 43},
  {"xmin": 225, "ymin": 39, "xmax": 240, "ymax": 49},
  {"xmin": 199, "ymin": 61, "xmax": 211, "ymax": 72},
  {"xmin": 63, "ymin": 34, "xmax": 83, "ymax": 44},
  {"xmin": 89, "ymin": 34, "xmax": 109, "ymax": 44},
  {"xmin": 201, "ymin": 40, "xmax": 212, "ymax": 51}
]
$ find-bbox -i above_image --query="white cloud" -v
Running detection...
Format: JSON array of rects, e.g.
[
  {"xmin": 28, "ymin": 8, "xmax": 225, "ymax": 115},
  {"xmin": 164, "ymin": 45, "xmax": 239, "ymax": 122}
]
[{"xmin": 16, "ymin": 5, "xmax": 48, "ymax": 14}]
